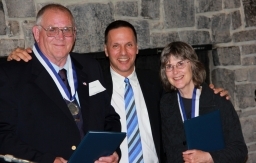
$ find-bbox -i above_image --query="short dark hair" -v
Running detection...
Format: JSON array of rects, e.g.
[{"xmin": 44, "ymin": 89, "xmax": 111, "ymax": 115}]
[
  {"xmin": 104, "ymin": 20, "xmax": 137, "ymax": 44},
  {"xmin": 160, "ymin": 41, "xmax": 206, "ymax": 91}
]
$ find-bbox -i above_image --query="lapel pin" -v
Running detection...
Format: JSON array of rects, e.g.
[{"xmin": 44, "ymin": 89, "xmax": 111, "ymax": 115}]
[{"xmin": 83, "ymin": 82, "xmax": 87, "ymax": 86}]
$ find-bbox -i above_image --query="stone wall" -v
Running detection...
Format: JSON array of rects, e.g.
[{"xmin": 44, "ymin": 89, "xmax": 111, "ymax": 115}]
[{"xmin": 0, "ymin": 0, "xmax": 256, "ymax": 162}]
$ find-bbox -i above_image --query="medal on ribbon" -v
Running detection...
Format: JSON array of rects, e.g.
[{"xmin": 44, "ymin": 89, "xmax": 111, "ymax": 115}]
[{"xmin": 68, "ymin": 102, "xmax": 79, "ymax": 116}]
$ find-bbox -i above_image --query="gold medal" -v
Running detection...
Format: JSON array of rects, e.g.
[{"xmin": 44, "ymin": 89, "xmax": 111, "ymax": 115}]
[{"xmin": 68, "ymin": 102, "xmax": 79, "ymax": 115}]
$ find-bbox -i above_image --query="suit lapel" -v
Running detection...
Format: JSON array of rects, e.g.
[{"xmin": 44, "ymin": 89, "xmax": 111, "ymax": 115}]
[
  {"xmin": 31, "ymin": 55, "xmax": 74, "ymax": 121},
  {"xmin": 102, "ymin": 67, "xmax": 113, "ymax": 98},
  {"xmin": 32, "ymin": 55, "xmax": 91, "ymax": 127},
  {"xmin": 71, "ymin": 57, "xmax": 90, "ymax": 131},
  {"xmin": 136, "ymin": 69, "xmax": 162, "ymax": 158},
  {"xmin": 136, "ymin": 69, "xmax": 156, "ymax": 112}
]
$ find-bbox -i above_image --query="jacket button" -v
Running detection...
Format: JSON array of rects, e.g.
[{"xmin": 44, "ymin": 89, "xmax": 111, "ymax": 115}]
[
  {"xmin": 71, "ymin": 145, "xmax": 76, "ymax": 150},
  {"xmin": 183, "ymin": 141, "xmax": 187, "ymax": 146}
]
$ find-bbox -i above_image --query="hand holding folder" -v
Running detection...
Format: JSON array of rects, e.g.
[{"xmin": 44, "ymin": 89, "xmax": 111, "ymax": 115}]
[
  {"xmin": 184, "ymin": 109, "xmax": 225, "ymax": 152},
  {"xmin": 68, "ymin": 131, "xmax": 126, "ymax": 163}
]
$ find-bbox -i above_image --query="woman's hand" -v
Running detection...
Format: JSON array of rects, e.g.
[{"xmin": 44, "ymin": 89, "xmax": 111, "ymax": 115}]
[{"xmin": 183, "ymin": 149, "xmax": 213, "ymax": 163}]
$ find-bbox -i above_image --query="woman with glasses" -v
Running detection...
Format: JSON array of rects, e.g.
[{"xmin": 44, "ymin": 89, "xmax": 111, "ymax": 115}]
[{"xmin": 159, "ymin": 41, "xmax": 247, "ymax": 163}]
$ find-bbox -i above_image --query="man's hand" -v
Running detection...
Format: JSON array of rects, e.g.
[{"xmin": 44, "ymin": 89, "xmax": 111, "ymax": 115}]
[
  {"xmin": 183, "ymin": 149, "xmax": 213, "ymax": 163},
  {"xmin": 209, "ymin": 83, "xmax": 230, "ymax": 100},
  {"xmin": 94, "ymin": 152, "xmax": 119, "ymax": 163},
  {"xmin": 7, "ymin": 47, "xmax": 32, "ymax": 62},
  {"xmin": 53, "ymin": 157, "xmax": 67, "ymax": 163}
]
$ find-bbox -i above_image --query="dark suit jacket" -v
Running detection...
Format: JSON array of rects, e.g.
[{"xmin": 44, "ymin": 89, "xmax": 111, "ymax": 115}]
[
  {"xmin": 103, "ymin": 67, "xmax": 165, "ymax": 163},
  {"xmin": 160, "ymin": 83, "xmax": 248, "ymax": 163},
  {"xmin": 0, "ymin": 52, "xmax": 121, "ymax": 163}
]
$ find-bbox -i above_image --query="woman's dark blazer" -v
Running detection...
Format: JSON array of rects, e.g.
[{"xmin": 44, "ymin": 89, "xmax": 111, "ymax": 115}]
[{"xmin": 160, "ymin": 83, "xmax": 248, "ymax": 163}]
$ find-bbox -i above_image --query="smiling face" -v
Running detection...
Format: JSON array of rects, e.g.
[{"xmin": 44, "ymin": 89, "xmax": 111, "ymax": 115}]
[
  {"xmin": 104, "ymin": 27, "xmax": 138, "ymax": 77},
  {"xmin": 165, "ymin": 55, "xmax": 195, "ymax": 97},
  {"xmin": 33, "ymin": 8, "xmax": 76, "ymax": 67}
]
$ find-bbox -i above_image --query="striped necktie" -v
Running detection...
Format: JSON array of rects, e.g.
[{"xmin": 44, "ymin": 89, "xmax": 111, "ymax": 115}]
[{"xmin": 124, "ymin": 78, "xmax": 144, "ymax": 163}]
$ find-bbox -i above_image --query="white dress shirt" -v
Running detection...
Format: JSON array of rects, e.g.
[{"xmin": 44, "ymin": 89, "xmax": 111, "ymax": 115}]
[{"xmin": 110, "ymin": 67, "xmax": 159, "ymax": 163}]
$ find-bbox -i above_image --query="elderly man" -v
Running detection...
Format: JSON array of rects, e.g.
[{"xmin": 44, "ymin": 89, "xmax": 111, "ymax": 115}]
[{"xmin": 0, "ymin": 4, "xmax": 120, "ymax": 163}]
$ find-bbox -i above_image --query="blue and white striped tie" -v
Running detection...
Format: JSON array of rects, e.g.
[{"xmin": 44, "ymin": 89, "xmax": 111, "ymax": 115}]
[{"xmin": 124, "ymin": 78, "xmax": 144, "ymax": 163}]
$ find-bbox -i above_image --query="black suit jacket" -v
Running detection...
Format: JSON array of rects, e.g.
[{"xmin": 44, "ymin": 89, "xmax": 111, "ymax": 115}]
[
  {"xmin": 103, "ymin": 67, "xmax": 165, "ymax": 162},
  {"xmin": 0, "ymin": 53, "xmax": 121, "ymax": 163}
]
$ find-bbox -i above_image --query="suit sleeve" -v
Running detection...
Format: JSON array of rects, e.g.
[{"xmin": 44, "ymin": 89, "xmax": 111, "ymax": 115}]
[
  {"xmin": 0, "ymin": 65, "xmax": 56, "ymax": 163},
  {"xmin": 92, "ymin": 60, "xmax": 121, "ymax": 132},
  {"xmin": 94, "ymin": 60, "xmax": 122, "ymax": 159},
  {"xmin": 209, "ymin": 97, "xmax": 248, "ymax": 163}
]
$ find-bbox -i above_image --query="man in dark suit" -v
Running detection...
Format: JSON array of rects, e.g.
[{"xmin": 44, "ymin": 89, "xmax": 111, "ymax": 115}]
[
  {"xmin": 103, "ymin": 20, "xmax": 164, "ymax": 163},
  {"xmin": 0, "ymin": 4, "xmax": 120, "ymax": 163}
]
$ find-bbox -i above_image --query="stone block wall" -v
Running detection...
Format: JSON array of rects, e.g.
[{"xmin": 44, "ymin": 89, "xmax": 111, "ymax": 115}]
[{"xmin": 0, "ymin": 0, "xmax": 256, "ymax": 162}]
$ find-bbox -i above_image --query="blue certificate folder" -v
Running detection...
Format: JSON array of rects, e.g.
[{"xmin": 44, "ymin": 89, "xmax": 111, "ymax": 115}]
[
  {"xmin": 184, "ymin": 109, "xmax": 225, "ymax": 152},
  {"xmin": 68, "ymin": 131, "xmax": 126, "ymax": 163}
]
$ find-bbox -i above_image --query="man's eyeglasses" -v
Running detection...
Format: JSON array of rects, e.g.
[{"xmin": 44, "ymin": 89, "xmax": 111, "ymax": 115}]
[
  {"xmin": 39, "ymin": 25, "xmax": 75, "ymax": 37},
  {"xmin": 165, "ymin": 60, "xmax": 190, "ymax": 72}
]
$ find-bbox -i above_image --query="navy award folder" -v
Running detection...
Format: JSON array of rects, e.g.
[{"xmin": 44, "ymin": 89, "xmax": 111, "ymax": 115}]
[
  {"xmin": 68, "ymin": 131, "xmax": 126, "ymax": 163},
  {"xmin": 184, "ymin": 109, "xmax": 225, "ymax": 152}
]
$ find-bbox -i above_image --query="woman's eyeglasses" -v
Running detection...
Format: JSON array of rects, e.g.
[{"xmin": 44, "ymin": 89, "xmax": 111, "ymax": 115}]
[{"xmin": 165, "ymin": 60, "xmax": 190, "ymax": 72}]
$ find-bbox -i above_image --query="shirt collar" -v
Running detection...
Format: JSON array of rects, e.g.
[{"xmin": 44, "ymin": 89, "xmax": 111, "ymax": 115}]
[
  {"xmin": 110, "ymin": 66, "xmax": 139, "ymax": 88},
  {"xmin": 51, "ymin": 55, "xmax": 71, "ymax": 75}
]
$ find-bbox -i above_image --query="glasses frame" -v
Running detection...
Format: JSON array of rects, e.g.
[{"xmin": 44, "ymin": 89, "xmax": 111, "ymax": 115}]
[
  {"xmin": 165, "ymin": 60, "xmax": 190, "ymax": 72},
  {"xmin": 38, "ymin": 25, "xmax": 76, "ymax": 37}
]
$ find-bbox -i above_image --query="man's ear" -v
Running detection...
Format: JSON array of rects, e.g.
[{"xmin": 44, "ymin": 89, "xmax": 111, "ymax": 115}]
[
  {"xmin": 32, "ymin": 26, "xmax": 40, "ymax": 43},
  {"xmin": 136, "ymin": 45, "xmax": 139, "ymax": 55},
  {"xmin": 73, "ymin": 28, "xmax": 77, "ymax": 41},
  {"xmin": 104, "ymin": 44, "xmax": 109, "ymax": 57}
]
